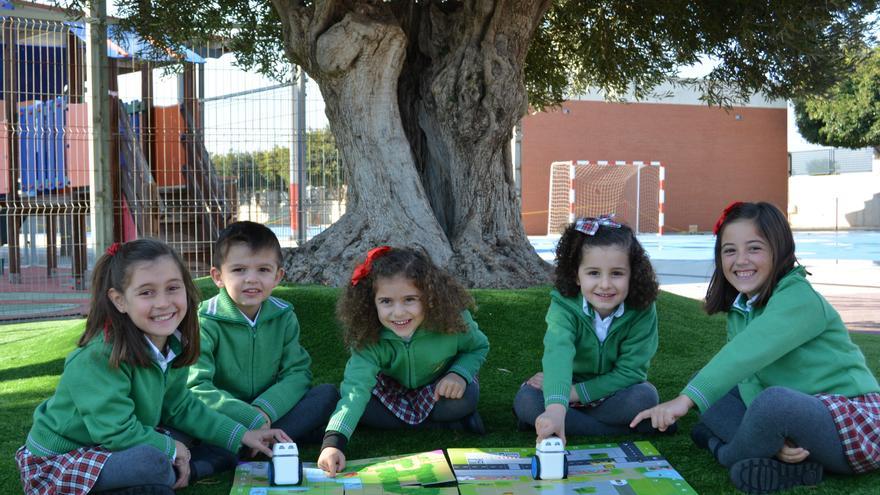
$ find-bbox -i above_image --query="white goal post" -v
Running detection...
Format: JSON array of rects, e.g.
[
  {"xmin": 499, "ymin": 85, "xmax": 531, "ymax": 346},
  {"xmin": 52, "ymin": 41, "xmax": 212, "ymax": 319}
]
[{"xmin": 547, "ymin": 160, "xmax": 665, "ymax": 235}]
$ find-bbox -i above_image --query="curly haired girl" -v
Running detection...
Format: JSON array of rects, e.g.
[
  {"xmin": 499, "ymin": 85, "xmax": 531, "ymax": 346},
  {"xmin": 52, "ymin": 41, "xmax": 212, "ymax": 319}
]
[
  {"xmin": 513, "ymin": 216, "xmax": 663, "ymax": 443},
  {"xmin": 318, "ymin": 246, "xmax": 490, "ymax": 476}
]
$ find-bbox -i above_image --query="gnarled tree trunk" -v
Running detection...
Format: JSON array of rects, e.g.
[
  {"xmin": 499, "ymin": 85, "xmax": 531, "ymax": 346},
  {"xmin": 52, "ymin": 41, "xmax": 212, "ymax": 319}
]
[{"xmin": 273, "ymin": 0, "xmax": 552, "ymax": 288}]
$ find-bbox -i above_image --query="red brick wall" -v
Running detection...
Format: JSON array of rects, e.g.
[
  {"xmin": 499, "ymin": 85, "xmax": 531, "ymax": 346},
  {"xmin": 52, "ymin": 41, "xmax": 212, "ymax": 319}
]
[{"xmin": 520, "ymin": 100, "xmax": 788, "ymax": 234}]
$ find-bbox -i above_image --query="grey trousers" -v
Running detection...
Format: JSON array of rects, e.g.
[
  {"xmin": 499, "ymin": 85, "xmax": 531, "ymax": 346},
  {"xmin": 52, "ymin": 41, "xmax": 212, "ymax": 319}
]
[
  {"xmin": 513, "ymin": 381, "xmax": 660, "ymax": 435},
  {"xmin": 697, "ymin": 386, "xmax": 852, "ymax": 474}
]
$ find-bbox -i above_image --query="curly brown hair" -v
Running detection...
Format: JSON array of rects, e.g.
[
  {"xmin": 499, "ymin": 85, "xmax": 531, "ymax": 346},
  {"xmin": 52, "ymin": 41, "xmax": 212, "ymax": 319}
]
[
  {"xmin": 553, "ymin": 221, "xmax": 658, "ymax": 310},
  {"xmin": 336, "ymin": 247, "xmax": 475, "ymax": 349}
]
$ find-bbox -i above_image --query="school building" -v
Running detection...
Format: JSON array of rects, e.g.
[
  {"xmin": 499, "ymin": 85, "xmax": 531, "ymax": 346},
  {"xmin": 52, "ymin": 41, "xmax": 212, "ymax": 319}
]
[{"xmin": 517, "ymin": 84, "xmax": 788, "ymax": 235}]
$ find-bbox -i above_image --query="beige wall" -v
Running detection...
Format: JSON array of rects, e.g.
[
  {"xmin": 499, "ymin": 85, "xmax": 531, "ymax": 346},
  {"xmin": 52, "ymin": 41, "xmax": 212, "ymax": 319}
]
[{"xmin": 788, "ymin": 168, "xmax": 880, "ymax": 229}]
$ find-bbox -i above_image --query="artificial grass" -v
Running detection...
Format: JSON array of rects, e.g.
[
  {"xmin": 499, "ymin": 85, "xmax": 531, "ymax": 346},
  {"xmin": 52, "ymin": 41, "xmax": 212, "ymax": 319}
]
[{"xmin": 0, "ymin": 282, "xmax": 878, "ymax": 494}]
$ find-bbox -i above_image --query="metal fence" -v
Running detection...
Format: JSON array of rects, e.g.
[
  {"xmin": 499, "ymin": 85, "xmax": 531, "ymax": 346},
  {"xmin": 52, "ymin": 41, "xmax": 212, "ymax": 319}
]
[
  {"xmin": 0, "ymin": 14, "xmax": 345, "ymax": 321},
  {"xmin": 789, "ymin": 148, "xmax": 874, "ymax": 175}
]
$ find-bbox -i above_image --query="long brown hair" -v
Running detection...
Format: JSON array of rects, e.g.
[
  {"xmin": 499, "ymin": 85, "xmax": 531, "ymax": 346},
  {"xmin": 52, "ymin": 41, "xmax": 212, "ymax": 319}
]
[
  {"xmin": 704, "ymin": 202, "xmax": 797, "ymax": 314},
  {"xmin": 78, "ymin": 239, "xmax": 201, "ymax": 368},
  {"xmin": 336, "ymin": 247, "xmax": 475, "ymax": 350}
]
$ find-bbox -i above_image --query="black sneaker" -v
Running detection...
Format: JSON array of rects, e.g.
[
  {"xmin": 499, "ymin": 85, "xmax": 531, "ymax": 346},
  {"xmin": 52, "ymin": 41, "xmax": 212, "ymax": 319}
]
[
  {"xmin": 690, "ymin": 422, "xmax": 714, "ymax": 450},
  {"xmin": 730, "ymin": 458, "xmax": 823, "ymax": 494},
  {"xmin": 516, "ymin": 419, "xmax": 533, "ymax": 432},
  {"xmin": 463, "ymin": 411, "xmax": 486, "ymax": 435}
]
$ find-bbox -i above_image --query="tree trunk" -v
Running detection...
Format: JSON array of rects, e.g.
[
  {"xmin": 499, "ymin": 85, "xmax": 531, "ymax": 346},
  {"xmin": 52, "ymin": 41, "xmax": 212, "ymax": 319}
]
[{"xmin": 274, "ymin": 0, "xmax": 552, "ymax": 288}]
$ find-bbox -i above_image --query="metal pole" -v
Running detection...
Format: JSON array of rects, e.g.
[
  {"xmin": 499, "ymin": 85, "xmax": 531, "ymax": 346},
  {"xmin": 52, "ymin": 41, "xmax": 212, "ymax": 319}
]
[
  {"xmin": 294, "ymin": 68, "xmax": 307, "ymax": 244},
  {"xmin": 635, "ymin": 164, "xmax": 641, "ymax": 234},
  {"xmin": 86, "ymin": 0, "xmax": 113, "ymax": 255}
]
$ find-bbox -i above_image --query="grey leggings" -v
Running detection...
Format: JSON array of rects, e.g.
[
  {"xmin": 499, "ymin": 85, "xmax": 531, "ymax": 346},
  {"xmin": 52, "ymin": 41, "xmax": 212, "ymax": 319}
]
[
  {"xmin": 359, "ymin": 380, "xmax": 480, "ymax": 429},
  {"xmin": 513, "ymin": 381, "xmax": 659, "ymax": 435},
  {"xmin": 91, "ymin": 445, "xmax": 175, "ymax": 491},
  {"xmin": 698, "ymin": 386, "xmax": 852, "ymax": 474}
]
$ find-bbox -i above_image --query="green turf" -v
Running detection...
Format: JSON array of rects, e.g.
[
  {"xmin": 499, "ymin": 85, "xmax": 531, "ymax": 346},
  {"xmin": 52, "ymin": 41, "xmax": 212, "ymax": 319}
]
[{"xmin": 1, "ymin": 281, "xmax": 879, "ymax": 494}]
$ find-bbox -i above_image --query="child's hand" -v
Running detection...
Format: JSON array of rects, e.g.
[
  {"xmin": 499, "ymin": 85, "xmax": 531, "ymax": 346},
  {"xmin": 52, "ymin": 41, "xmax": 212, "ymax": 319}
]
[
  {"xmin": 255, "ymin": 406, "xmax": 272, "ymax": 429},
  {"xmin": 526, "ymin": 373, "xmax": 579, "ymax": 402},
  {"xmin": 242, "ymin": 428, "xmax": 292, "ymax": 457},
  {"xmin": 318, "ymin": 447, "xmax": 346, "ymax": 477},
  {"xmin": 630, "ymin": 395, "xmax": 694, "ymax": 432},
  {"xmin": 776, "ymin": 440, "xmax": 809, "ymax": 463},
  {"xmin": 434, "ymin": 373, "xmax": 466, "ymax": 401},
  {"xmin": 525, "ymin": 372, "xmax": 544, "ymax": 389},
  {"xmin": 535, "ymin": 403, "xmax": 566, "ymax": 445},
  {"xmin": 172, "ymin": 440, "xmax": 191, "ymax": 489}
]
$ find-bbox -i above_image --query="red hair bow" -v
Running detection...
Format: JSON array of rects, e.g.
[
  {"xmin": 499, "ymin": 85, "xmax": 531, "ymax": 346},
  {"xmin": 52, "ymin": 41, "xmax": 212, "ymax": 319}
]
[
  {"xmin": 351, "ymin": 246, "xmax": 392, "ymax": 286},
  {"xmin": 106, "ymin": 242, "xmax": 121, "ymax": 256},
  {"xmin": 713, "ymin": 201, "xmax": 744, "ymax": 235}
]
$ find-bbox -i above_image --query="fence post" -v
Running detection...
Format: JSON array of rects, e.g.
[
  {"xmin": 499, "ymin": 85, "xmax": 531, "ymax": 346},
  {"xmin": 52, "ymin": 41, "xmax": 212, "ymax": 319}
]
[{"xmin": 86, "ymin": 0, "xmax": 114, "ymax": 257}]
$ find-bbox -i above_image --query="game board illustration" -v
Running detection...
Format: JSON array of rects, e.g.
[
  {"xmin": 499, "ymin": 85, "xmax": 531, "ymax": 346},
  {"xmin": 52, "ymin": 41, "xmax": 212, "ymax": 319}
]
[
  {"xmin": 447, "ymin": 441, "xmax": 698, "ymax": 495},
  {"xmin": 231, "ymin": 450, "xmax": 457, "ymax": 495}
]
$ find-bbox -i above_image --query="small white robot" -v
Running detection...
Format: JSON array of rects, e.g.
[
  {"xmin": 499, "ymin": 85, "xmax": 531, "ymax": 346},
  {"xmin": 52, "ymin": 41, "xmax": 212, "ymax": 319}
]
[
  {"xmin": 270, "ymin": 442, "xmax": 303, "ymax": 486},
  {"xmin": 531, "ymin": 436, "xmax": 568, "ymax": 480}
]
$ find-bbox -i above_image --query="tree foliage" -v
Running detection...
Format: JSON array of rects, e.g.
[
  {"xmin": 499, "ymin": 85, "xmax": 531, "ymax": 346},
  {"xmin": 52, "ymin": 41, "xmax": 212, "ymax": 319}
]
[
  {"xmin": 76, "ymin": 0, "xmax": 878, "ymax": 109},
  {"xmin": 794, "ymin": 48, "xmax": 880, "ymax": 149}
]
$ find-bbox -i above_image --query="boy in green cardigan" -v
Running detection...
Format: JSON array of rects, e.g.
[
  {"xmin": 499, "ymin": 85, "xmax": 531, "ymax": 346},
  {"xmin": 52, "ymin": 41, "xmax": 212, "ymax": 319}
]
[{"xmin": 187, "ymin": 221, "xmax": 338, "ymax": 468}]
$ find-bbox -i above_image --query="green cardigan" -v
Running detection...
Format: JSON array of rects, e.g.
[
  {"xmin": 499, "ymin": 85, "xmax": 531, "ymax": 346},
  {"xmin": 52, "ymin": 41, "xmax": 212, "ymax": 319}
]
[
  {"xmin": 326, "ymin": 310, "xmax": 489, "ymax": 439},
  {"xmin": 26, "ymin": 335, "xmax": 247, "ymax": 458},
  {"xmin": 188, "ymin": 289, "xmax": 313, "ymax": 429},
  {"xmin": 542, "ymin": 290, "xmax": 659, "ymax": 407},
  {"xmin": 684, "ymin": 266, "xmax": 880, "ymax": 412}
]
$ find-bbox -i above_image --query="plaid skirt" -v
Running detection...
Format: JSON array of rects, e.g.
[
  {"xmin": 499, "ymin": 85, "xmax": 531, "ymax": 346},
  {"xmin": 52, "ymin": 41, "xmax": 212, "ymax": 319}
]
[
  {"xmin": 372, "ymin": 373, "xmax": 437, "ymax": 425},
  {"xmin": 15, "ymin": 445, "xmax": 111, "ymax": 495},
  {"xmin": 816, "ymin": 392, "xmax": 880, "ymax": 473}
]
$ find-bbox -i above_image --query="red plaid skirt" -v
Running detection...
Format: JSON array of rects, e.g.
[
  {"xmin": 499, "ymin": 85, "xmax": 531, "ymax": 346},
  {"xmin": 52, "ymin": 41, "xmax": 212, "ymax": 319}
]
[
  {"xmin": 372, "ymin": 373, "xmax": 437, "ymax": 425},
  {"xmin": 15, "ymin": 445, "xmax": 111, "ymax": 495},
  {"xmin": 816, "ymin": 392, "xmax": 880, "ymax": 473}
]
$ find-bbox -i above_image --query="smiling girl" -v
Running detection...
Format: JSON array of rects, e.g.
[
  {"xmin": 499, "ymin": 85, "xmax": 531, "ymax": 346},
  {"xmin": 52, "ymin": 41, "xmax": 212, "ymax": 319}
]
[
  {"xmin": 513, "ymin": 216, "xmax": 663, "ymax": 444},
  {"xmin": 15, "ymin": 239, "xmax": 289, "ymax": 495},
  {"xmin": 631, "ymin": 202, "xmax": 880, "ymax": 494},
  {"xmin": 317, "ymin": 246, "xmax": 489, "ymax": 476}
]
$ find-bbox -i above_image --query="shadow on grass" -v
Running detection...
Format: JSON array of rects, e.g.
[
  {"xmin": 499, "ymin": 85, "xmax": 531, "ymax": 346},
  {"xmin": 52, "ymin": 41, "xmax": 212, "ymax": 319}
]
[{"xmin": 0, "ymin": 358, "xmax": 65, "ymax": 382}]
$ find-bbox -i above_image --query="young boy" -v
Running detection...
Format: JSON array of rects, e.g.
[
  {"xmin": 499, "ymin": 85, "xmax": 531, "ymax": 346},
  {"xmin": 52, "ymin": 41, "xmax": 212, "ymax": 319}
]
[{"xmin": 187, "ymin": 221, "xmax": 338, "ymax": 470}]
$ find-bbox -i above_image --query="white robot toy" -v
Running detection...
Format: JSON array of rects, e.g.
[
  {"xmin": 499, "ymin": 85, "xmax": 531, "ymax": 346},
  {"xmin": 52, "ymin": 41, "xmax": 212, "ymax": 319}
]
[
  {"xmin": 531, "ymin": 436, "xmax": 569, "ymax": 480},
  {"xmin": 271, "ymin": 442, "xmax": 303, "ymax": 486}
]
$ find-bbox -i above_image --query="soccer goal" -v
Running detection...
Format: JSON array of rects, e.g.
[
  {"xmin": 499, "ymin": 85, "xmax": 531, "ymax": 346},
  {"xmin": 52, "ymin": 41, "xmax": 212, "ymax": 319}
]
[{"xmin": 547, "ymin": 160, "xmax": 665, "ymax": 235}]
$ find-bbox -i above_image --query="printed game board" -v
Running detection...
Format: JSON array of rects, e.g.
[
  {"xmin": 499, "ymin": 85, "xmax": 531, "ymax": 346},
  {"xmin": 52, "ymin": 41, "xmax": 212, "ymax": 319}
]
[
  {"xmin": 231, "ymin": 443, "xmax": 696, "ymax": 495},
  {"xmin": 231, "ymin": 449, "xmax": 457, "ymax": 495},
  {"xmin": 447, "ymin": 441, "xmax": 698, "ymax": 495}
]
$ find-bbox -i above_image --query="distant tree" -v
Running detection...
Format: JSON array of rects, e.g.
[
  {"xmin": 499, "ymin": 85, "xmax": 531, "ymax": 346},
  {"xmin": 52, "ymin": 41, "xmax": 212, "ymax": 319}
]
[
  {"xmin": 211, "ymin": 129, "xmax": 343, "ymax": 193},
  {"xmin": 85, "ymin": 0, "xmax": 877, "ymax": 287},
  {"xmin": 794, "ymin": 48, "xmax": 880, "ymax": 150}
]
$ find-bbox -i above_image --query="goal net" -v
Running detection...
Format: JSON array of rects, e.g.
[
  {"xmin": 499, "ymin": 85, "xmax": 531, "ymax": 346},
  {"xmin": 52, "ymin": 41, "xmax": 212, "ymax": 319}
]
[{"xmin": 547, "ymin": 160, "xmax": 664, "ymax": 235}]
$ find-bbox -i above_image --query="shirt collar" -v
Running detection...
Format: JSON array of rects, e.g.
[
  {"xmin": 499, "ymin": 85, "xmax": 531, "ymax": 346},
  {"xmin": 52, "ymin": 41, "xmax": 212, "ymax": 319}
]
[
  {"xmin": 732, "ymin": 293, "xmax": 759, "ymax": 312},
  {"xmin": 582, "ymin": 297, "xmax": 625, "ymax": 320},
  {"xmin": 239, "ymin": 307, "xmax": 260, "ymax": 327},
  {"xmin": 144, "ymin": 331, "xmax": 182, "ymax": 371}
]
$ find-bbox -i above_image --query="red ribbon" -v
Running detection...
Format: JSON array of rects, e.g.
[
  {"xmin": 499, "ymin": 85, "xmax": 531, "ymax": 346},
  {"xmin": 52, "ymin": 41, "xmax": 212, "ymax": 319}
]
[
  {"xmin": 106, "ymin": 242, "xmax": 121, "ymax": 256},
  {"xmin": 713, "ymin": 201, "xmax": 744, "ymax": 235},
  {"xmin": 351, "ymin": 246, "xmax": 392, "ymax": 286}
]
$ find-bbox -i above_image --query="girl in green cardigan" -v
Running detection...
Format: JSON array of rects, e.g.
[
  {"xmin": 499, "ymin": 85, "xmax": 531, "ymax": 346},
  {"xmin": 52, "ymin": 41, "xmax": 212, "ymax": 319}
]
[
  {"xmin": 15, "ymin": 239, "xmax": 289, "ymax": 495},
  {"xmin": 514, "ymin": 216, "xmax": 662, "ymax": 443},
  {"xmin": 318, "ymin": 246, "xmax": 489, "ymax": 476},
  {"xmin": 632, "ymin": 202, "xmax": 880, "ymax": 494}
]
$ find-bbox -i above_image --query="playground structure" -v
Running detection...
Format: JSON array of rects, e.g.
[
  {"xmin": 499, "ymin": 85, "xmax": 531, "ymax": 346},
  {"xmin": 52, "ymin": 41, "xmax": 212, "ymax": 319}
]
[{"xmin": 0, "ymin": 13, "xmax": 237, "ymax": 293}]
